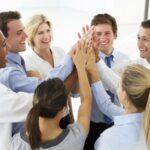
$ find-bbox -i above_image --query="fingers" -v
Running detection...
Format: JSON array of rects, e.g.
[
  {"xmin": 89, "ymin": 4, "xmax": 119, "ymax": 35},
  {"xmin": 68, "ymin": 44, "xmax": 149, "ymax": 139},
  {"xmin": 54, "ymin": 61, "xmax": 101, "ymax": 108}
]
[{"xmin": 78, "ymin": 32, "xmax": 82, "ymax": 39}]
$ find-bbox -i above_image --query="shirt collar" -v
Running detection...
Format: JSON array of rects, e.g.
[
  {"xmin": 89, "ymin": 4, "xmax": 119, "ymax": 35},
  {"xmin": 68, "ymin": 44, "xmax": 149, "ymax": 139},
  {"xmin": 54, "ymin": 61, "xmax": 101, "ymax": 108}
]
[
  {"xmin": 99, "ymin": 49, "xmax": 115, "ymax": 61},
  {"xmin": 113, "ymin": 113, "xmax": 143, "ymax": 126}
]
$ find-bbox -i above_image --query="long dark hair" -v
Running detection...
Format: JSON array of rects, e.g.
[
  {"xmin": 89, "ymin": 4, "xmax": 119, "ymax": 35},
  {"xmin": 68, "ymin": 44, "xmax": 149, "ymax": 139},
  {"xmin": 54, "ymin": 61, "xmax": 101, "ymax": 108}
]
[{"xmin": 26, "ymin": 78, "xmax": 67, "ymax": 150}]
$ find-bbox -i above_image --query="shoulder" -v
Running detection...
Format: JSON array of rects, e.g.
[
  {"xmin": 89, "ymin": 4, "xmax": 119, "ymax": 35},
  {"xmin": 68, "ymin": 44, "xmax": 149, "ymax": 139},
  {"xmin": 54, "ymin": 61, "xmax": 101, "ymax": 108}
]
[
  {"xmin": 113, "ymin": 50, "xmax": 129, "ymax": 58},
  {"xmin": 52, "ymin": 46, "xmax": 66, "ymax": 55},
  {"xmin": 66, "ymin": 122, "xmax": 86, "ymax": 147},
  {"xmin": 67, "ymin": 122, "xmax": 86, "ymax": 138},
  {"xmin": 95, "ymin": 126, "xmax": 123, "ymax": 150},
  {"xmin": 10, "ymin": 133, "xmax": 31, "ymax": 150}
]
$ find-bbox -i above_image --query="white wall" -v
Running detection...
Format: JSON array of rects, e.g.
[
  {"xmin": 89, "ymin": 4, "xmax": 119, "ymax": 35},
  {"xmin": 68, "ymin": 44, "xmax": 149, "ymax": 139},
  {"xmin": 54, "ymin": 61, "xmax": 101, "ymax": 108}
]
[
  {"xmin": 0, "ymin": 0, "xmax": 146, "ymax": 59},
  {"xmin": 0, "ymin": 0, "xmax": 147, "ymax": 120}
]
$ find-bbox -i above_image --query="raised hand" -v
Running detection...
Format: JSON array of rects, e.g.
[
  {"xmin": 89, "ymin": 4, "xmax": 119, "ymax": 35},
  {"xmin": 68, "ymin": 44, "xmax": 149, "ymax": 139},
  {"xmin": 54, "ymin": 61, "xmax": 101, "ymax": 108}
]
[
  {"xmin": 86, "ymin": 48, "xmax": 96, "ymax": 73},
  {"xmin": 72, "ymin": 40, "xmax": 89, "ymax": 70},
  {"xmin": 78, "ymin": 25, "xmax": 90, "ymax": 39}
]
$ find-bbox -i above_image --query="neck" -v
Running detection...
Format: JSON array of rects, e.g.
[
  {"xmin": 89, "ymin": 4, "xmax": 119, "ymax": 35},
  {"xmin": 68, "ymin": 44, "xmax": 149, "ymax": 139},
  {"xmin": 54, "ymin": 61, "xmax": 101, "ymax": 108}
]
[
  {"xmin": 33, "ymin": 47, "xmax": 50, "ymax": 57},
  {"xmin": 33, "ymin": 47, "xmax": 54, "ymax": 67},
  {"xmin": 124, "ymin": 103, "xmax": 139, "ymax": 114},
  {"xmin": 39, "ymin": 117, "xmax": 62, "ymax": 142},
  {"xmin": 102, "ymin": 48, "xmax": 113, "ymax": 56}
]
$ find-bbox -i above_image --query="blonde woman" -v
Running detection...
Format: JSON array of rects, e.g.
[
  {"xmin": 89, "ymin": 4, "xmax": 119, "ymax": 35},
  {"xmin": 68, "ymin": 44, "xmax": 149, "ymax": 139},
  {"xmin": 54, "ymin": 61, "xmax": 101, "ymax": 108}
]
[
  {"xmin": 21, "ymin": 14, "xmax": 65, "ymax": 78},
  {"xmin": 89, "ymin": 61, "xmax": 150, "ymax": 149},
  {"xmin": 21, "ymin": 14, "xmax": 75, "ymax": 125}
]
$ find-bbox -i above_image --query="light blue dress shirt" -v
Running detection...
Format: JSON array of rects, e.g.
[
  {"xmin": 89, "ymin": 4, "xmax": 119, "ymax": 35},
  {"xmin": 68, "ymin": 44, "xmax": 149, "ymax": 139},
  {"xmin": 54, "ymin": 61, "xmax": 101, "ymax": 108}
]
[
  {"xmin": 91, "ymin": 81, "xmax": 124, "ymax": 119},
  {"xmin": 95, "ymin": 113, "xmax": 147, "ymax": 150},
  {"xmin": 90, "ymin": 50, "xmax": 129, "ymax": 123},
  {"xmin": 0, "ymin": 52, "xmax": 73, "ymax": 93}
]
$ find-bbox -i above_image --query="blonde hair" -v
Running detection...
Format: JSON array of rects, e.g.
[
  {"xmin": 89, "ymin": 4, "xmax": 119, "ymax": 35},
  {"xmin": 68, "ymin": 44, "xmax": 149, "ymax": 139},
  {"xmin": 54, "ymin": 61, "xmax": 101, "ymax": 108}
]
[
  {"xmin": 122, "ymin": 64, "xmax": 150, "ymax": 148},
  {"xmin": 25, "ymin": 14, "xmax": 51, "ymax": 48}
]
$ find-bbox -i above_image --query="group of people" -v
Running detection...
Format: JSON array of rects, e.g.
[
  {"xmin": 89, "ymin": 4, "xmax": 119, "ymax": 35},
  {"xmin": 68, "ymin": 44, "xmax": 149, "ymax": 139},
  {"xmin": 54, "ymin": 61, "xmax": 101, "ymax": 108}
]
[{"xmin": 0, "ymin": 10, "xmax": 149, "ymax": 150}]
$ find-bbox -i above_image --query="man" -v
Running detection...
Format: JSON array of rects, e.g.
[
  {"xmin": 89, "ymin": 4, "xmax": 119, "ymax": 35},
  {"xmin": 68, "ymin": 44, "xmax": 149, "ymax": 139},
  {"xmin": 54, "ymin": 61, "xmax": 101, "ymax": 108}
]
[
  {"xmin": 0, "ymin": 31, "xmax": 33, "ymax": 150},
  {"xmin": 83, "ymin": 13, "xmax": 130, "ymax": 150},
  {"xmin": 0, "ymin": 11, "xmax": 76, "ymax": 132},
  {"xmin": 0, "ymin": 11, "xmax": 73, "ymax": 93},
  {"xmin": 96, "ymin": 19, "xmax": 150, "ymax": 96}
]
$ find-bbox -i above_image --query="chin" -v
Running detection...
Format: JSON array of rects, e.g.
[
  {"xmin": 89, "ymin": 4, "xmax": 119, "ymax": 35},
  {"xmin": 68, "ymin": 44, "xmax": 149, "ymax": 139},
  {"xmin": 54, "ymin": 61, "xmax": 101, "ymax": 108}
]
[{"xmin": 140, "ymin": 54, "xmax": 146, "ymax": 59}]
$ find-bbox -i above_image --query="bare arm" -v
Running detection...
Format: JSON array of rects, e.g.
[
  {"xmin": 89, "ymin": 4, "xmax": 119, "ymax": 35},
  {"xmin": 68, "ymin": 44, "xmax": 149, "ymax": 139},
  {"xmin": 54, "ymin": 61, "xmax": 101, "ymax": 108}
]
[{"xmin": 72, "ymin": 40, "xmax": 92, "ymax": 136}]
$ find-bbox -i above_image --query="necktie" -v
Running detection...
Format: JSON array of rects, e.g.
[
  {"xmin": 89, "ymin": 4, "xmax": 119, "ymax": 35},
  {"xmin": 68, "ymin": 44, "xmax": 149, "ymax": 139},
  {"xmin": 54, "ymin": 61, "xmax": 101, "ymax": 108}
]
[
  {"xmin": 20, "ymin": 57, "xmax": 27, "ymax": 73},
  {"xmin": 104, "ymin": 55, "xmax": 114, "ymax": 124}
]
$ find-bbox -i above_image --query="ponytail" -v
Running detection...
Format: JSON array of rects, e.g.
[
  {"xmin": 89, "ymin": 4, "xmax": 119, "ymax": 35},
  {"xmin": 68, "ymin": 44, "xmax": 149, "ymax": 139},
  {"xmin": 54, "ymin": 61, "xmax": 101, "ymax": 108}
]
[{"xmin": 26, "ymin": 104, "xmax": 41, "ymax": 150}]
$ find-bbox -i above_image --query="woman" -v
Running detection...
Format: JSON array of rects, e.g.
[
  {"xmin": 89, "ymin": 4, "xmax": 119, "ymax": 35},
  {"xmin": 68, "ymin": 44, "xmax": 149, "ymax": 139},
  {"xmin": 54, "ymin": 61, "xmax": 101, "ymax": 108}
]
[
  {"xmin": 90, "ymin": 63, "xmax": 150, "ymax": 150},
  {"xmin": 21, "ymin": 14, "xmax": 65, "ymax": 78},
  {"xmin": 10, "ymin": 41, "xmax": 93, "ymax": 150},
  {"xmin": 21, "ymin": 14, "xmax": 74, "ymax": 126}
]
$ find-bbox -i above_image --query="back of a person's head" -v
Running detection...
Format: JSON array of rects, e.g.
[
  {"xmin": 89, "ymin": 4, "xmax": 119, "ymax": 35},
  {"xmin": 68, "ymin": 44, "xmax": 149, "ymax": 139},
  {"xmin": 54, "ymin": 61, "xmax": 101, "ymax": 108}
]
[
  {"xmin": 0, "ymin": 11, "xmax": 21, "ymax": 37},
  {"xmin": 91, "ymin": 13, "xmax": 117, "ymax": 34},
  {"xmin": 25, "ymin": 14, "xmax": 51, "ymax": 48},
  {"xmin": 122, "ymin": 64, "xmax": 150, "ymax": 149},
  {"xmin": 122, "ymin": 64, "xmax": 150, "ymax": 110},
  {"xmin": 141, "ymin": 19, "xmax": 150, "ymax": 30},
  {"xmin": 26, "ymin": 78, "xmax": 67, "ymax": 149}
]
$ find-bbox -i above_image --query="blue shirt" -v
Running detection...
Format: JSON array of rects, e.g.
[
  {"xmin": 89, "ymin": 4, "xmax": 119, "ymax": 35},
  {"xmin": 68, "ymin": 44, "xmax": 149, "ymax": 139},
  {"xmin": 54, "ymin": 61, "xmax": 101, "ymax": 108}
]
[
  {"xmin": 91, "ymin": 50, "xmax": 129, "ymax": 123},
  {"xmin": 95, "ymin": 113, "xmax": 147, "ymax": 150},
  {"xmin": 0, "ymin": 52, "xmax": 73, "ymax": 93},
  {"xmin": 91, "ymin": 81, "xmax": 124, "ymax": 120}
]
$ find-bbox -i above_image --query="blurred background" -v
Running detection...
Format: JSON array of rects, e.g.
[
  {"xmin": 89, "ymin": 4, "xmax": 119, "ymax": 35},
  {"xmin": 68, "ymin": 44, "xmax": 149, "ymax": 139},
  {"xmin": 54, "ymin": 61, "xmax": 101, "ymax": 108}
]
[{"xmin": 0, "ymin": 0, "xmax": 149, "ymax": 119}]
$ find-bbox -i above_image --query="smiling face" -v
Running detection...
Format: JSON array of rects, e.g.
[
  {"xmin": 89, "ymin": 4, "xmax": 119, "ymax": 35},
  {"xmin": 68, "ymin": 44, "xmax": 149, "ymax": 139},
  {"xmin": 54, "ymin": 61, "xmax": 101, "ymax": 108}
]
[
  {"xmin": 0, "ymin": 31, "xmax": 7, "ymax": 68},
  {"xmin": 137, "ymin": 27, "xmax": 150, "ymax": 62},
  {"xmin": 93, "ymin": 24, "xmax": 117, "ymax": 55},
  {"xmin": 33, "ymin": 23, "xmax": 51, "ymax": 51},
  {"xmin": 6, "ymin": 20, "xmax": 27, "ymax": 53}
]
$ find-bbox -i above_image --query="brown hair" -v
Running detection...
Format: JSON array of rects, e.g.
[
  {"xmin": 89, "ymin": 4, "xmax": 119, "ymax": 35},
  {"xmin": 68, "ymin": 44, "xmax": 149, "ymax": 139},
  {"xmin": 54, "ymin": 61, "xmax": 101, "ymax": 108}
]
[
  {"xmin": 0, "ymin": 11, "xmax": 21, "ymax": 37},
  {"xmin": 91, "ymin": 13, "xmax": 117, "ymax": 34},
  {"xmin": 26, "ymin": 78, "xmax": 67, "ymax": 150}
]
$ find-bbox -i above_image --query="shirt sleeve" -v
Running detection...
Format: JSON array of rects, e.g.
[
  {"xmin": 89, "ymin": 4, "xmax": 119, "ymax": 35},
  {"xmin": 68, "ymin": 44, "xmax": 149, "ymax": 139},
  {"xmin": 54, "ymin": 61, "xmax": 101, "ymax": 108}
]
[
  {"xmin": 46, "ymin": 54, "xmax": 74, "ymax": 81},
  {"xmin": 96, "ymin": 59, "xmax": 120, "ymax": 94},
  {"xmin": 8, "ymin": 68, "xmax": 42, "ymax": 93},
  {"xmin": 0, "ymin": 83, "xmax": 33, "ymax": 122},
  {"xmin": 91, "ymin": 81, "xmax": 124, "ymax": 119}
]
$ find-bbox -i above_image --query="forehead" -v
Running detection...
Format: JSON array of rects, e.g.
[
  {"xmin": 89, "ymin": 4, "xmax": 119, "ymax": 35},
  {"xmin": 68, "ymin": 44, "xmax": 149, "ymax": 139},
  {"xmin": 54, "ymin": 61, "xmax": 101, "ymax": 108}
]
[
  {"xmin": 37, "ymin": 22, "xmax": 50, "ymax": 31},
  {"xmin": 138, "ymin": 27, "xmax": 150, "ymax": 37},
  {"xmin": 7, "ymin": 20, "xmax": 24, "ymax": 32},
  {"xmin": 94, "ymin": 24, "xmax": 113, "ymax": 32}
]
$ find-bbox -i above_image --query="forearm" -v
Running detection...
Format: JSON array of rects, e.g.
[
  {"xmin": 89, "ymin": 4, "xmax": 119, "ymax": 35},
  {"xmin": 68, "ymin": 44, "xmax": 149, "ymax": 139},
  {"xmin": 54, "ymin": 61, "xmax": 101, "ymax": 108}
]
[
  {"xmin": 96, "ymin": 59, "xmax": 119, "ymax": 94},
  {"xmin": 77, "ymin": 68, "xmax": 92, "ymax": 102},
  {"xmin": 87, "ymin": 68, "xmax": 100, "ymax": 84}
]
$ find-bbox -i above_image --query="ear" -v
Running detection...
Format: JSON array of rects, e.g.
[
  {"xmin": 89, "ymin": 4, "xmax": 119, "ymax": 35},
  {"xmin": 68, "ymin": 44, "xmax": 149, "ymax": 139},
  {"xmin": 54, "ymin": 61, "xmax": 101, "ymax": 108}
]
[
  {"xmin": 114, "ymin": 32, "xmax": 117, "ymax": 39},
  {"xmin": 122, "ymin": 89, "xmax": 128, "ymax": 100}
]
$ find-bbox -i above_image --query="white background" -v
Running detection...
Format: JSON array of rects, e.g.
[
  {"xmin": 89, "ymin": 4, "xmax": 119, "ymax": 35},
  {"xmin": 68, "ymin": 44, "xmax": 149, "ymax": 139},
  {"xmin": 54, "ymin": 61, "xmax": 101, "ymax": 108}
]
[{"xmin": 0, "ymin": 0, "xmax": 149, "ymax": 120}]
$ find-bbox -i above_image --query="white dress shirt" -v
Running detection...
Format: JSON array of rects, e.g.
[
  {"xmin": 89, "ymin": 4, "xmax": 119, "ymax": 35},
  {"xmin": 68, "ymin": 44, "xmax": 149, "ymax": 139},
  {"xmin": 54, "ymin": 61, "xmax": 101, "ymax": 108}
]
[
  {"xmin": 0, "ymin": 83, "xmax": 33, "ymax": 150},
  {"xmin": 96, "ymin": 57, "xmax": 150, "ymax": 94},
  {"xmin": 21, "ymin": 46, "xmax": 65, "ymax": 78},
  {"xmin": 95, "ymin": 113, "xmax": 147, "ymax": 150}
]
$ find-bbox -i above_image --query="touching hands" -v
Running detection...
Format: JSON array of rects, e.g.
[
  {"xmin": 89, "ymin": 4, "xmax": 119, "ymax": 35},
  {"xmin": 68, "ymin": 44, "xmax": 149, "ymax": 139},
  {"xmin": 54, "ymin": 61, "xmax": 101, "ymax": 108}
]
[{"xmin": 78, "ymin": 25, "xmax": 100, "ymax": 62}]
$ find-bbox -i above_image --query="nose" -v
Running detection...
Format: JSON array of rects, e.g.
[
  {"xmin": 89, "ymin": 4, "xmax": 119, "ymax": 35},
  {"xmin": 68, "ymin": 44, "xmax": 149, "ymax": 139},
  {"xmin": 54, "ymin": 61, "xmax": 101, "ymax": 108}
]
[
  {"xmin": 44, "ymin": 32, "xmax": 50, "ymax": 39},
  {"xmin": 23, "ymin": 31, "xmax": 28, "ymax": 39}
]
